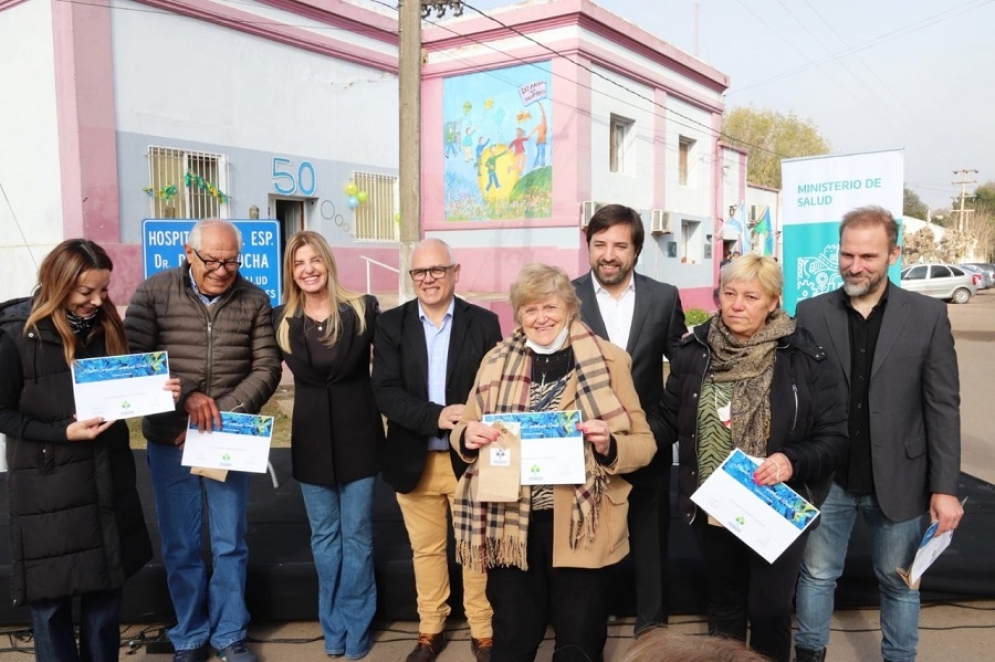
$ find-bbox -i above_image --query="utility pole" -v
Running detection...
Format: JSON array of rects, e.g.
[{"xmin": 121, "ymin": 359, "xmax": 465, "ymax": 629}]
[
  {"xmin": 951, "ymin": 169, "xmax": 978, "ymax": 232},
  {"xmin": 397, "ymin": 0, "xmax": 463, "ymax": 303}
]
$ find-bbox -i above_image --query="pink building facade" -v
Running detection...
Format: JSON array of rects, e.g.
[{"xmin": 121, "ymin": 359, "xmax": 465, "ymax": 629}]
[
  {"xmin": 1, "ymin": 0, "xmax": 744, "ymax": 314},
  {"xmin": 421, "ymin": 0, "xmax": 744, "ymax": 313}
]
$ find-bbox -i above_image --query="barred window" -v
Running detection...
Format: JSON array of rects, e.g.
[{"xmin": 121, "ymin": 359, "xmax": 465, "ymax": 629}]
[
  {"xmin": 352, "ymin": 171, "xmax": 398, "ymax": 242},
  {"xmin": 147, "ymin": 146, "xmax": 229, "ymax": 219}
]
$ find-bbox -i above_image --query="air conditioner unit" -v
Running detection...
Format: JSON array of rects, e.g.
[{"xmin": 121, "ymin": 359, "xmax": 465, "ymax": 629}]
[
  {"xmin": 749, "ymin": 205, "xmax": 766, "ymax": 223},
  {"xmin": 650, "ymin": 209, "xmax": 673, "ymax": 234},
  {"xmin": 580, "ymin": 201, "xmax": 605, "ymax": 228}
]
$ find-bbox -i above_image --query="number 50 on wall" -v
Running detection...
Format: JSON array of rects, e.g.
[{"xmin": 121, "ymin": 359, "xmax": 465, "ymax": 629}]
[{"xmin": 272, "ymin": 157, "xmax": 316, "ymax": 196}]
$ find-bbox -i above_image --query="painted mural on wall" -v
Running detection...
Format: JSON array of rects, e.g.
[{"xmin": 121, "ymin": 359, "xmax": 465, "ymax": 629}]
[{"xmin": 443, "ymin": 61, "xmax": 553, "ymax": 221}]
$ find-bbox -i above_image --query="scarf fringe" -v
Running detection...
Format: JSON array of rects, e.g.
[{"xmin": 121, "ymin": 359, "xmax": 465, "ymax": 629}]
[
  {"xmin": 456, "ymin": 537, "xmax": 530, "ymax": 573},
  {"xmin": 452, "ymin": 320, "xmax": 632, "ymax": 570}
]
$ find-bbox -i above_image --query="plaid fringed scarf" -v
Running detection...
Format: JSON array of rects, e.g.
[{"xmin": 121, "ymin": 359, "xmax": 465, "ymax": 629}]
[{"xmin": 453, "ymin": 320, "xmax": 634, "ymax": 571}]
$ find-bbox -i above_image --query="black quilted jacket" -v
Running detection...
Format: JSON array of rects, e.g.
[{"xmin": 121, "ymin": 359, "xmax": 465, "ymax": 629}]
[
  {"xmin": 661, "ymin": 318, "xmax": 849, "ymax": 524},
  {"xmin": 0, "ymin": 298, "xmax": 152, "ymax": 606}
]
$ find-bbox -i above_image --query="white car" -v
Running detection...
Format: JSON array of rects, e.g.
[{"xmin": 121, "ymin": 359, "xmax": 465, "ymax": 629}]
[{"xmin": 900, "ymin": 264, "xmax": 976, "ymax": 304}]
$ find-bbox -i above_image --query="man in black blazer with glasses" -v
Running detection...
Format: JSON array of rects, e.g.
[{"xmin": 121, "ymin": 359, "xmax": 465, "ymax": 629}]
[{"xmin": 373, "ymin": 238, "xmax": 501, "ymax": 662}]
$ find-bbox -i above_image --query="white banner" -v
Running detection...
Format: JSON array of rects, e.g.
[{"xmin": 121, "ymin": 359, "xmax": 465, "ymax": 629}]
[{"xmin": 781, "ymin": 149, "xmax": 904, "ymax": 313}]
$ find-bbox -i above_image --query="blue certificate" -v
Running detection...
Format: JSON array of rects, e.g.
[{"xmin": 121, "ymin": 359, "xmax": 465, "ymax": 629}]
[
  {"xmin": 691, "ymin": 449, "xmax": 820, "ymax": 563},
  {"xmin": 482, "ymin": 410, "xmax": 585, "ymax": 485},
  {"xmin": 181, "ymin": 412, "xmax": 274, "ymax": 474},
  {"xmin": 71, "ymin": 351, "xmax": 175, "ymax": 420}
]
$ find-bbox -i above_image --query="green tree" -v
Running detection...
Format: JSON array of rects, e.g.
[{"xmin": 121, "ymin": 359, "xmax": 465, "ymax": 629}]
[
  {"xmin": 903, "ymin": 187, "xmax": 929, "ymax": 220},
  {"xmin": 721, "ymin": 105, "xmax": 831, "ymax": 190},
  {"xmin": 974, "ymin": 180, "xmax": 995, "ymax": 217}
]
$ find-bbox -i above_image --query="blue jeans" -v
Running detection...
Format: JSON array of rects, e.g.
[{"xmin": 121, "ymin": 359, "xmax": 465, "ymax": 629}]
[
  {"xmin": 31, "ymin": 589, "xmax": 121, "ymax": 662},
  {"xmin": 147, "ymin": 442, "xmax": 251, "ymax": 652},
  {"xmin": 795, "ymin": 483, "xmax": 924, "ymax": 661},
  {"xmin": 301, "ymin": 477, "xmax": 377, "ymax": 659}
]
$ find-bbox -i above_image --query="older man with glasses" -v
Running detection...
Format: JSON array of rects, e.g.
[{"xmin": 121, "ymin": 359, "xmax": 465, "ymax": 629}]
[
  {"xmin": 125, "ymin": 219, "xmax": 281, "ymax": 662},
  {"xmin": 372, "ymin": 238, "xmax": 502, "ymax": 662}
]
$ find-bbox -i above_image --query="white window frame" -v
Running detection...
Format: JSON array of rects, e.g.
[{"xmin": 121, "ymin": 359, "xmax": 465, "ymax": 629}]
[
  {"xmin": 678, "ymin": 136, "xmax": 695, "ymax": 186},
  {"xmin": 610, "ymin": 114, "xmax": 634, "ymax": 174},
  {"xmin": 681, "ymin": 219, "xmax": 702, "ymax": 264},
  {"xmin": 147, "ymin": 146, "xmax": 230, "ymax": 219},
  {"xmin": 352, "ymin": 171, "xmax": 399, "ymax": 243}
]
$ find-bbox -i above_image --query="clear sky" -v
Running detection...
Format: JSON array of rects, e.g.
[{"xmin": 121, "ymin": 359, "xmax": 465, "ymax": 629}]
[{"xmin": 424, "ymin": 0, "xmax": 995, "ymax": 211}]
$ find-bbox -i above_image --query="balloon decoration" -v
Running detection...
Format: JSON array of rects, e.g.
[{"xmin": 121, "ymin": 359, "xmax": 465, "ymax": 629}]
[{"xmin": 341, "ymin": 180, "xmax": 371, "ymax": 209}]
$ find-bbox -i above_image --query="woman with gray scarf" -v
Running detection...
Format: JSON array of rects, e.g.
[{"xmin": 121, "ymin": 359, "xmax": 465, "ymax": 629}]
[{"xmin": 662, "ymin": 255, "xmax": 847, "ymax": 662}]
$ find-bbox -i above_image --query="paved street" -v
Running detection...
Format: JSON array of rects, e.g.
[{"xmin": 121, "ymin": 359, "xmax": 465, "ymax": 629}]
[{"xmin": 946, "ymin": 289, "xmax": 995, "ymax": 484}]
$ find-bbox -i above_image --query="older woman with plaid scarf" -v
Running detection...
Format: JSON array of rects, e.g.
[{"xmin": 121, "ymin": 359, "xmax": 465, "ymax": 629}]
[
  {"xmin": 451, "ymin": 263, "xmax": 656, "ymax": 662},
  {"xmin": 663, "ymin": 255, "xmax": 847, "ymax": 662}
]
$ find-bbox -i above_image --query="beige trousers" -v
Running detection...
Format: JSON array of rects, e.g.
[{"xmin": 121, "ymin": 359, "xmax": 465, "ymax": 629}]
[{"xmin": 396, "ymin": 451, "xmax": 493, "ymax": 638}]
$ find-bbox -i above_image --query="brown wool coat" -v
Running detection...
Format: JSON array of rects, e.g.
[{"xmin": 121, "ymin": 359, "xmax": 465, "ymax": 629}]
[{"xmin": 453, "ymin": 338, "xmax": 656, "ymax": 569}]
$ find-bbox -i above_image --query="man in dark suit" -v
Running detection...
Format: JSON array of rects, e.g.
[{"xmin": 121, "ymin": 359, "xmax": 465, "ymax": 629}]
[
  {"xmin": 572, "ymin": 204, "xmax": 686, "ymax": 636},
  {"xmin": 372, "ymin": 238, "xmax": 502, "ymax": 662},
  {"xmin": 793, "ymin": 206, "xmax": 964, "ymax": 662}
]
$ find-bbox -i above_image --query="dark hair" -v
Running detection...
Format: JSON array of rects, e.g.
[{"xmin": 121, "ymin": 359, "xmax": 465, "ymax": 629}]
[
  {"xmin": 840, "ymin": 205, "xmax": 899, "ymax": 251},
  {"xmin": 585, "ymin": 203, "xmax": 644, "ymax": 258}
]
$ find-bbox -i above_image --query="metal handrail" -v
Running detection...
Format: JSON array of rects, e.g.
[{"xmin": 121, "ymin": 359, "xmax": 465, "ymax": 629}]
[{"xmin": 359, "ymin": 255, "xmax": 399, "ymax": 294}]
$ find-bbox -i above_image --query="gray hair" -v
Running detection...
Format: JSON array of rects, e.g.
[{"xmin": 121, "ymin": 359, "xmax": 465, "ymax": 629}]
[
  {"xmin": 188, "ymin": 219, "xmax": 242, "ymax": 250},
  {"xmin": 412, "ymin": 237, "xmax": 455, "ymax": 265}
]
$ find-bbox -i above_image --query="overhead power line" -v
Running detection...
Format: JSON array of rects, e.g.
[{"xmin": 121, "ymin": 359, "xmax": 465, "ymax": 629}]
[{"xmin": 729, "ymin": 0, "xmax": 995, "ymax": 94}]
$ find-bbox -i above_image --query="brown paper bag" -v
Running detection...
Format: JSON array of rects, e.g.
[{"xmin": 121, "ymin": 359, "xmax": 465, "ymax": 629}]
[
  {"xmin": 191, "ymin": 466, "xmax": 229, "ymax": 482},
  {"xmin": 475, "ymin": 422, "xmax": 521, "ymax": 502}
]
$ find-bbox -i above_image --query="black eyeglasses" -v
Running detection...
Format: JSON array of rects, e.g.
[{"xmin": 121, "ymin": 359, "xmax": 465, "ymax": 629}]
[
  {"xmin": 193, "ymin": 248, "xmax": 242, "ymax": 272},
  {"xmin": 408, "ymin": 265, "xmax": 455, "ymax": 281}
]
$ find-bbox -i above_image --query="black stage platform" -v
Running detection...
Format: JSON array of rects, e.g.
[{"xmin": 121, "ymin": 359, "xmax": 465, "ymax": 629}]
[{"xmin": 1, "ymin": 449, "xmax": 993, "ymax": 624}]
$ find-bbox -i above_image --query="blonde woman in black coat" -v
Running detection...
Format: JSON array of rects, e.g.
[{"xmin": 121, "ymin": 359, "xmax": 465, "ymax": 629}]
[
  {"xmin": 662, "ymin": 255, "xmax": 847, "ymax": 662},
  {"xmin": 273, "ymin": 231, "xmax": 383, "ymax": 660},
  {"xmin": 0, "ymin": 239, "xmax": 174, "ymax": 661}
]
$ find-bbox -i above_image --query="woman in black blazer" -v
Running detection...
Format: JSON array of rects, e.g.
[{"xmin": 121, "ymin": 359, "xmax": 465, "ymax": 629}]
[{"xmin": 274, "ymin": 231, "xmax": 383, "ymax": 660}]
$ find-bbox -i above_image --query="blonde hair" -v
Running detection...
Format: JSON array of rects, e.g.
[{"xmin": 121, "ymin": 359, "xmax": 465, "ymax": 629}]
[
  {"xmin": 719, "ymin": 254, "xmax": 783, "ymax": 303},
  {"xmin": 509, "ymin": 263, "xmax": 581, "ymax": 325},
  {"xmin": 277, "ymin": 231, "xmax": 367, "ymax": 352},
  {"xmin": 25, "ymin": 239, "xmax": 128, "ymax": 366}
]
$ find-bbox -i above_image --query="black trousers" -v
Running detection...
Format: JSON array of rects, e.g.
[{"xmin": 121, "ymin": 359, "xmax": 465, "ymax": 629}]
[
  {"xmin": 624, "ymin": 455, "xmax": 672, "ymax": 633},
  {"xmin": 691, "ymin": 516, "xmax": 810, "ymax": 662},
  {"xmin": 486, "ymin": 512, "xmax": 610, "ymax": 662}
]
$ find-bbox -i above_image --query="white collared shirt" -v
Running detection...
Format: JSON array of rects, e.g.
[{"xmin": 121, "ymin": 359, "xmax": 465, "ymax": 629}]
[{"xmin": 592, "ymin": 272, "xmax": 635, "ymax": 350}]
